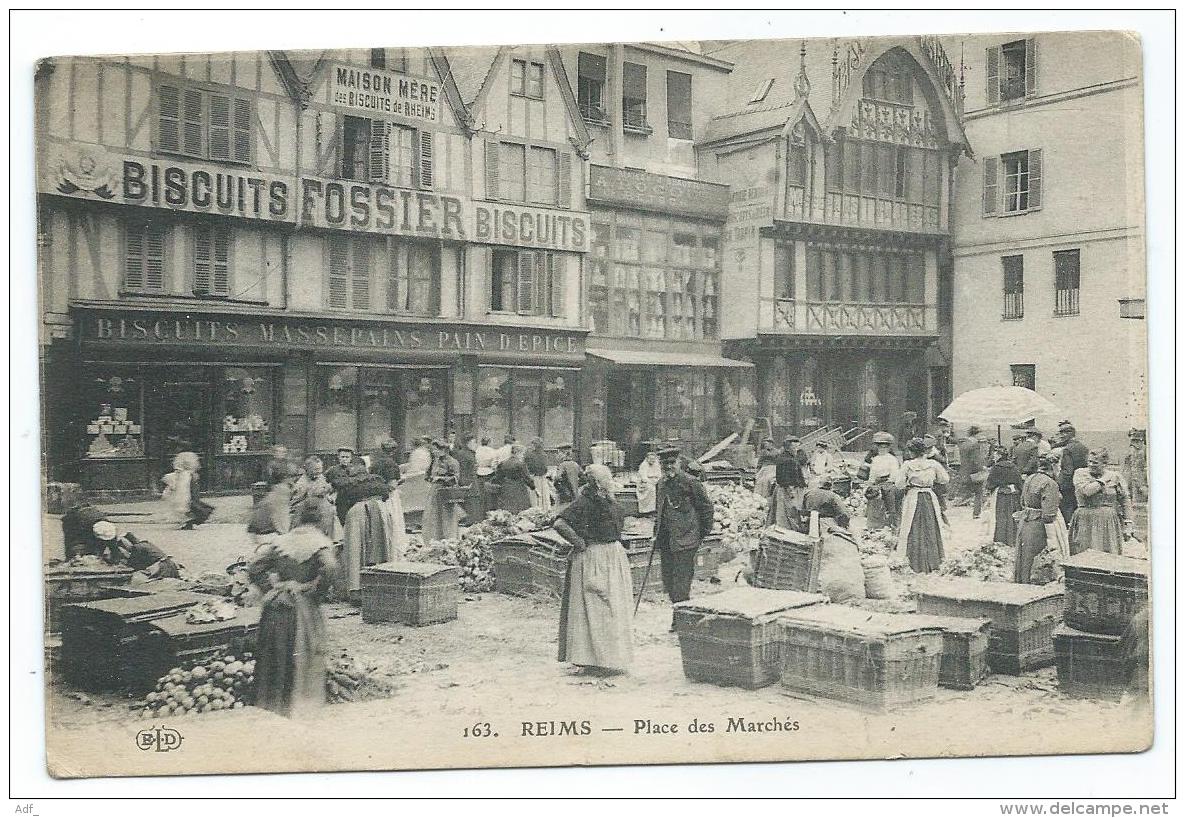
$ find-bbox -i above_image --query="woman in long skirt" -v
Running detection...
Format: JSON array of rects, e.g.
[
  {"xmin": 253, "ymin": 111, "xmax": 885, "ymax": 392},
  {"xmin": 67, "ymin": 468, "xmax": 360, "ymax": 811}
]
[
  {"xmin": 340, "ymin": 474, "xmax": 394, "ymax": 600},
  {"xmin": 894, "ymin": 438, "xmax": 950, "ymax": 573},
  {"xmin": 422, "ymin": 440, "xmax": 462, "ymax": 543},
  {"xmin": 249, "ymin": 500, "xmax": 339, "ymax": 718},
  {"xmin": 635, "ymin": 448, "xmax": 662, "ymax": 516},
  {"xmin": 1015, "ymin": 455, "xmax": 1070, "ymax": 583},
  {"xmin": 982, "ymin": 445, "xmax": 1024, "ymax": 545},
  {"xmin": 1069, "ymin": 449, "xmax": 1133, "ymax": 554},
  {"xmin": 161, "ymin": 451, "xmax": 214, "ymax": 529},
  {"xmin": 552, "ymin": 464, "xmax": 634, "ymax": 675}
]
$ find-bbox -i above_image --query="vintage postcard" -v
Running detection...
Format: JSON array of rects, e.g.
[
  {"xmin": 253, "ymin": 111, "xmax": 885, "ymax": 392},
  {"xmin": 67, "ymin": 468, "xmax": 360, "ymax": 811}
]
[{"xmin": 36, "ymin": 28, "xmax": 1152, "ymax": 779}]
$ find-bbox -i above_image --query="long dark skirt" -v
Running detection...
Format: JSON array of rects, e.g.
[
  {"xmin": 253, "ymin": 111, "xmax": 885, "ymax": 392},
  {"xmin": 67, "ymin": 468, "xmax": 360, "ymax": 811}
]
[
  {"xmin": 1015, "ymin": 519, "xmax": 1047, "ymax": 584},
  {"xmin": 993, "ymin": 489, "xmax": 1020, "ymax": 546},
  {"xmin": 255, "ymin": 589, "xmax": 327, "ymax": 717},
  {"xmin": 900, "ymin": 490, "xmax": 943, "ymax": 573}
]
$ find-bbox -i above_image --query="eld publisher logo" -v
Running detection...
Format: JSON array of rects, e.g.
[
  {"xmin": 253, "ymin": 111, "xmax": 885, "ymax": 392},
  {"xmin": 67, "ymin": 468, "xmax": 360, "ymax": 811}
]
[{"xmin": 136, "ymin": 725, "xmax": 184, "ymax": 753}]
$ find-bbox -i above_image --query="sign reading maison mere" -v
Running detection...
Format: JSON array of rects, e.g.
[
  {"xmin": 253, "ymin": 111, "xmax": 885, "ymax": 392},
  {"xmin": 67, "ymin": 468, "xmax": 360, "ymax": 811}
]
[
  {"xmin": 329, "ymin": 64, "xmax": 441, "ymax": 125},
  {"xmin": 587, "ymin": 165, "xmax": 730, "ymax": 219}
]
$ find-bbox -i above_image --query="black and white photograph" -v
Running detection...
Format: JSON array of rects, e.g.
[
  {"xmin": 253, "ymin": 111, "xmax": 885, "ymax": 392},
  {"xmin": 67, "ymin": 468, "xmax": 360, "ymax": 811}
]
[{"xmin": 11, "ymin": 8, "xmax": 1173, "ymax": 803}]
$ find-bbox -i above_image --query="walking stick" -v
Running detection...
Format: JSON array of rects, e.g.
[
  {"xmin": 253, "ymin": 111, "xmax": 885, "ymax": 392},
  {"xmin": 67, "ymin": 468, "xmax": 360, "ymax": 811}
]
[{"xmin": 634, "ymin": 539, "xmax": 658, "ymax": 614}]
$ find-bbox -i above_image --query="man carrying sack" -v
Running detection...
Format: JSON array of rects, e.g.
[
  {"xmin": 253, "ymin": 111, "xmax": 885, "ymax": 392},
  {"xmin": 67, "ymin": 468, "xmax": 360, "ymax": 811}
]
[{"xmin": 652, "ymin": 446, "xmax": 715, "ymax": 631}]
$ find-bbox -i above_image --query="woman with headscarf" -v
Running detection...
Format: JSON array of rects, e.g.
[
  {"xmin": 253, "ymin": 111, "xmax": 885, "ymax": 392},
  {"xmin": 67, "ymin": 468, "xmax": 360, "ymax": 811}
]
[
  {"xmin": 552, "ymin": 464, "xmax": 634, "ymax": 675},
  {"xmin": 894, "ymin": 438, "xmax": 950, "ymax": 573},
  {"xmin": 494, "ymin": 443, "xmax": 535, "ymax": 514},
  {"xmin": 422, "ymin": 439, "xmax": 462, "ymax": 543},
  {"xmin": 1015, "ymin": 454, "xmax": 1070, "ymax": 583},
  {"xmin": 982, "ymin": 444, "xmax": 1024, "ymax": 546},
  {"xmin": 340, "ymin": 469, "xmax": 395, "ymax": 601},
  {"xmin": 249, "ymin": 499, "xmax": 340, "ymax": 717},
  {"xmin": 290, "ymin": 456, "xmax": 336, "ymax": 539},
  {"xmin": 524, "ymin": 438, "xmax": 553, "ymax": 512},
  {"xmin": 635, "ymin": 446, "xmax": 662, "ymax": 516},
  {"xmin": 1069, "ymin": 449, "xmax": 1133, "ymax": 555},
  {"xmin": 368, "ymin": 439, "xmax": 408, "ymax": 552}
]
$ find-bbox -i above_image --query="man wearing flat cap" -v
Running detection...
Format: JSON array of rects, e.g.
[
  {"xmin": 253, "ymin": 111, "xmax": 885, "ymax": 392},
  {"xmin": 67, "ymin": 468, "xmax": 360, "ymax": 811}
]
[
  {"xmin": 769, "ymin": 436, "xmax": 809, "ymax": 528},
  {"xmin": 1057, "ymin": 421, "xmax": 1090, "ymax": 524},
  {"xmin": 958, "ymin": 426, "xmax": 987, "ymax": 519},
  {"xmin": 653, "ymin": 447, "xmax": 715, "ymax": 626}
]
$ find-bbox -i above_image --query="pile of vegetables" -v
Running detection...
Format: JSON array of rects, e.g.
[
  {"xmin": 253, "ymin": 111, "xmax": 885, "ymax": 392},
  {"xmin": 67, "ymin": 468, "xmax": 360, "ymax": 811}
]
[
  {"xmin": 845, "ymin": 487, "xmax": 868, "ymax": 520},
  {"xmin": 407, "ymin": 508, "xmax": 553, "ymax": 593},
  {"xmin": 857, "ymin": 526, "xmax": 897, "ymax": 558},
  {"xmin": 137, "ymin": 654, "xmax": 255, "ymax": 717},
  {"xmin": 325, "ymin": 650, "xmax": 395, "ymax": 704},
  {"xmin": 705, "ymin": 483, "xmax": 768, "ymax": 552},
  {"xmin": 1030, "ymin": 547, "xmax": 1064, "ymax": 585},
  {"xmin": 184, "ymin": 598, "xmax": 239, "ymax": 624},
  {"xmin": 938, "ymin": 541, "xmax": 1015, "ymax": 582}
]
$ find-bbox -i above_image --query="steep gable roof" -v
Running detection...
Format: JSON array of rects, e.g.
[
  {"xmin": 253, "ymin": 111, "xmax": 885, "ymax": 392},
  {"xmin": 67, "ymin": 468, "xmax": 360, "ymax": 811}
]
[{"xmin": 440, "ymin": 45, "xmax": 502, "ymax": 106}]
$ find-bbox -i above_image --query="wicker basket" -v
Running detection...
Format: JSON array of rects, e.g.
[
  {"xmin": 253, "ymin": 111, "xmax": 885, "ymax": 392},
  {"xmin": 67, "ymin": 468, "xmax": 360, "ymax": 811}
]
[
  {"xmin": 360, "ymin": 561, "xmax": 460, "ymax": 626},
  {"xmin": 695, "ymin": 535, "xmax": 723, "ymax": 581},
  {"xmin": 491, "ymin": 539, "xmax": 535, "ymax": 596},
  {"xmin": 623, "ymin": 541, "xmax": 665, "ymax": 597},
  {"xmin": 674, "ymin": 588, "xmax": 826, "ymax": 689},
  {"xmin": 1062, "ymin": 551, "xmax": 1149, "ymax": 635},
  {"xmin": 1054, "ymin": 624, "xmax": 1131, "ymax": 701},
  {"xmin": 899, "ymin": 614, "xmax": 992, "ymax": 690},
  {"xmin": 778, "ymin": 606, "xmax": 944, "ymax": 710},
  {"xmin": 529, "ymin": 547, "xmax": 569, "ymax": 598},
  {"xmin": 44, "ymin": 563, "xmax": 135, "ymax": 633},
  {"xmin": 752, "ymin": 526, "xmax": 823, "ymax": 592}
]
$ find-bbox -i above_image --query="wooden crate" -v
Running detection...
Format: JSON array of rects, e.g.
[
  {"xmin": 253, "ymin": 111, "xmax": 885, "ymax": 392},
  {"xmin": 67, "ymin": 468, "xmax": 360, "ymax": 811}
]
[
  {"xmin": 613, "ymin": 488, "xmax": 640, "ymax": 518},
  {"xmin": 900, "ymin": 614, "xmax": 992, "ymax": 690},
  {"xmin": 752, "ymin": 526, "xmax": 823, "ymax": 592},
  {"xmin": 674, "ymin": 588, "xmax": 826, "ymax": 689},
  {"xmin": 44, "ymin": 563, "xmax": 135, "ymax": 633},
  {"xmin": 124, "ymin": 607, "xmax": 261, "ymax": 693},
  {"xmin": 1054, "ymin": 624, "xmax": 1132, "ymax": 701},
  {"xmin": 360, "ymin": 562, "xmax": 460, "ymax": 626},
  {"xmin": 491, "ymin": 539, "xmax": 535, "ymax": 597},
  {"xmin": 1062, "ymin": 551, "xmax": 1149, "ymax": 636},
  {"xmin": 59, "ymin": 591, "xmax": 209, "ymax": 691},
  {"xmin": 914, "ymin": 576, "xmax": 1065, "ymax": 675},
  {"xmin": 695, "ymin": 535, "xmax": 723, "ymax": 581},
  {"xmin": 778, "ymin": 606, "xmax": 944, "ymax": 710}
]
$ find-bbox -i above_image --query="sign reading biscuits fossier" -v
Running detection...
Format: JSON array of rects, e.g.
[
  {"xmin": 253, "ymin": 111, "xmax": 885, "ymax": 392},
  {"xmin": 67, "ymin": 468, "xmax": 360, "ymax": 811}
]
[{"xmin": 328, "ymin": 64, "xmax": 441, "ymax": 125}]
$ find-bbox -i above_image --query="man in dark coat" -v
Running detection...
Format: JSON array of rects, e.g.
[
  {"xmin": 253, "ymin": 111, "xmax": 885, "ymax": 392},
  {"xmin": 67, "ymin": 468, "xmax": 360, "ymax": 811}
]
[
  {"xmin": 1057, "ymin": 421, "xmax": 1090, "ymax": 524},
  {"xmin": 1012, "ymin": 428, "xmax": 1041, "ymax": 476},
  {"xmin": 369, "ymin": 439, "xmax": 402, "ymax": 483},
  {"xmin": 324, "ymin": 447, "xmax": 359, "ymax": 493},
  {"xmin": 958, "ymin": 426, "xmax": 987, "ymax": 519},
  {"xmin": 654, "ymin": 447, "xmax": 715, "ymax": 630}
]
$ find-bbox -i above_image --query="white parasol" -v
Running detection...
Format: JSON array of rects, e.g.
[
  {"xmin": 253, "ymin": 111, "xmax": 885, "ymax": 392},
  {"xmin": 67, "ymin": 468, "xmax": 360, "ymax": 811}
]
[{"xmin": 939, "ymin": 386, "xmax": 1061, "ymax": 442}]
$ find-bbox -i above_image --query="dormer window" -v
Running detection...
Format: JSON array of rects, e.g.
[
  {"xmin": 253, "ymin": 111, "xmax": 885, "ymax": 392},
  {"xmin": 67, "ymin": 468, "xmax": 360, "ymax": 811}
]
[
  {"xmin": 862, "ymin": 51, "xmax": 914, "ymax": 106},
  {"xmin": 750, "ymin": 78, "xmax": 774, "ymax": 104}
]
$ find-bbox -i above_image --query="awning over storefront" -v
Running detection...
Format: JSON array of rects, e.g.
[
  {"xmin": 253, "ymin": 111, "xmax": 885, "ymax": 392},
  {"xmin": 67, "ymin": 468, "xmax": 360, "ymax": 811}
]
[{"xmin": 585, "ymin": 348, "xmax": 754, "ymax": 368}]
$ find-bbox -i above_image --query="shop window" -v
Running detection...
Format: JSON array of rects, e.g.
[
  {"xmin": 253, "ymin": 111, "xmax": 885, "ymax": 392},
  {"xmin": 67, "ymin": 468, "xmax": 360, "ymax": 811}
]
[
  {"xmin": 124, "ymin": 221, "xmax": 167, "ymax": 293},
  {"xmin": 577, "ymin": 52, "xmax": 607, "ymax": 123},
  {"xmin": 512, "ymin": 374, "xmax": 542, "ymax": 442},
  {"xmin": 476, "ymin": 368, "xmax": 511, "ymax": 444},
  {"xmin": 342, "ymin": 117, "xmax": 421, "ymax": 188},
  {"xmin": 314, "ymin": 365, "xmax": 358, "ymax": 451},
  {"xmin": 83, "ymin": 368, "xmax": 144, "ymax": 459},
  {"xmin": 1054, "ymin": 249, "xmax": 1081, "ymax": 316},
  {"xmin": 490, "ymin": 249, "xmax": 565, "ymax": 316},
  {"xmin": 220, "ymin": 367, "xmax": 273, "ymax": 454},
  {"xmin": 543, "ymin": 374, "xmax": 575, "ymax": 446},
  {"xmin": 386, "ymin": 239, "xmax": 441, "ymax": 315},
  {"xmin": 192, "ymin": 224, "xmax": 231, "ymax": 297},
  {"xmin": 614, "ymin": 227, "xmax": 641, "ymax": 262},
  {"xmin": 511, "ymin": 58, "xmax": 545, "ymax": 100},
  {"xmin": 1002, "ymin": 255, "xmax": 1024, "ymax": 319},
  {"xmin": 622, "ymin": 62, "xmax": 649, "ymax": 131},
  {"xmin": 402, "ymin": 372, "xmax": 447, "ymax": 450},
  {"xmin": 158, "ymin": 82, "xmax": 251, "ymax": 164},
  {"xmin": 666, "ymin": 70, "xmax": 693, "ymax": 140},
  {"xmin": 327, "ymin": 236, "xmax": 373, "ymax": 311}
]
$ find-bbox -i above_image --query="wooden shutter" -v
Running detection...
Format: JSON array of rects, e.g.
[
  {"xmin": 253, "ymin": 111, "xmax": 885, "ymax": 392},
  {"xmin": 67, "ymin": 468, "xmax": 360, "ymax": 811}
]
[
  {"xmin": 158, "ymin": 85, "xmax": 181, "ymax": 153},
  {"xmin": 549, "ymin": 253, "xmax": 565, "ymax": 317},
  {"xmin": 208, "ymin": 94, "xmax": 231, "ymax": 161},
  {"xmin": 125, "ymin": 224, "xmax": 145, "ymax": 290},
  {"xmin": 484, "ymin": 138, "xmax": 500, "ymax": 199},
  {"xmin": 368, "ymin": 119, "xmax": 390, "ymax": 184},
  {"xmin": 1027, "ymin": 149, "xmax": 1042, "ymax": 210},
  {"xmin": 418, "ymin": 130, "xmax": 434, "ymax": 190},
  {"xmin": 986, "ymin": 46, "xmax": 1000, "ymax": 105},
  {"xmin": 557, "ymin": 152, "xmax": 572, "ymax": 208},
  {"xmin": 429, "ymin": 245, "xmax": 442, "ymax": 316},
  {"xmin": 145, "ymin": 226, "xmax": 165, "ymax": 290},
  {"xmin": 328, "ymin": 237, "xmax": 349, "ymax": 309},
  {"xmin": 181, "ymin": 87, "xmax": 204, "ymax": 156},
  {"xmin": 193, "ymin": 226, "xmax": 212, "ymax": 293},
  {"xmin": 1025, "ymin": 39, "xmax": 1037, "ymax": 97},
  {"xmin": 386, "ymin": 239, "xmax": 403, "ymax": 312},
  {"xmin": 516, "ymin": 251, "xmax": 534, "ymax": 313},
  {"xmin": 352, "ymin": 239, "xmax": 371, "ymax": 310},
  {"xmin": 233, "ymin": 98, "xmax": 252, "ymax": 162},
  {"xmin": 982, "ymin": 156, "xmax": 998, "ymax": 216},
  {"xmin": 533, "ymin": 253, "xmax": 547, "ymax": 316},
  {"xmin": 213, "ymin": 227, "xmax": 231, "ymax": 295}
]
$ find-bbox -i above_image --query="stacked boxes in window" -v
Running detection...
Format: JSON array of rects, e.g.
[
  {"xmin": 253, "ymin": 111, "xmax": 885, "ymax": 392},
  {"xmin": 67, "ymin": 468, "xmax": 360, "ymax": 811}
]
[
  {"xmin": 59, "ymin": 591, "xmax": 209, "ymax": 691},
  {"xmin": 897, "ymin": 613, "xmax": 993, "ymax": 690},
  {"xmin": 914, "ymin": 577, "xmax": 1065, "ymax": 675},
  {"xmin": 491, "ymin": 537, "xmax": 536, "ymax": 596},
  {"xmin": 360, "ymin": 562, "xmax": 460, "ymax": 626},
  {"xmin": 752, "ymin": 526, "xmax": 823, "ymax": 592},
  {"xmin": 1062, "ymin": 551, "xmax": 1149, "ymax": 635},
  {"xmin": 44, "ymin": 562, "xmax": 135, "ymax": 633},
  {"xmin": 778, "ymin": 606, "xmax": 945, "ymax": 710},
  {"xmin": 674, "ymin": 588, "xmax": 826, "ymax": 689},
  {"xmin": 123, "ymin": 606, "xmax": 262, "ymax": 693}
]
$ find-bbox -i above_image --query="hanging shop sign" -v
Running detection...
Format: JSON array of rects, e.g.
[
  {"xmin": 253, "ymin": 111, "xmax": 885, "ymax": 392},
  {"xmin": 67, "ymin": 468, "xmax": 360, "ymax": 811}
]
[
  {"xmin": 40, "ymin": 143, "xmax": 296, "ymax": 223},
  {"xmin": 471, "ymin": 202, "xmax": 590, "ymax": 252},
  {"xmin": 586, "ymin": 165, "xmax": 730, "ymax": 219},
  {"xmin": 299, "ymin": 176, "xmax": 469, "ymax": 238},
  {"xmin": 327, "ymin": 64, "xmax": 441, "ymax": 125}
]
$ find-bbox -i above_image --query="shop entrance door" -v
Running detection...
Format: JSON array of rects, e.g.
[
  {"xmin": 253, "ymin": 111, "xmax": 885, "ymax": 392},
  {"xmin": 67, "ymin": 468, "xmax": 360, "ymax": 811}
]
[
  {"xmin": 606, "ymin": 370, "xmax": 655, "ymax": 468},
  {"xmin": 146, "ymin": 373, "xmax": 212, "ymax": 486}
]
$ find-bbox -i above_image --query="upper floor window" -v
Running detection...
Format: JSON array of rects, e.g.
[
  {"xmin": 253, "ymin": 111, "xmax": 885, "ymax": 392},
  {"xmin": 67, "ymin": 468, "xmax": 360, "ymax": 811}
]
[
  {"xmin": 774, "ymin": 242, "xmax": 795, "ymax": 300},
  {"xmin": 370, "ymin": 48, "xmax": 408, "ymax": 73},
  {"xmin": 370, "ymin": 49, "xmax": 386, "ymax": 69},
  {"xmin": 983, "ymin": 149, "xmax": 1042, "ymax": 216},
  {"xmin": 341, "ymin": 116, "xmax": 431, "ymax": 189},
  {"xmin": 1011, "ymin": 364, "xmax": 1036, "ymax": 391},
  {"xmin": 1001, "ymin": 254, "xmax": 1024, "ymax": 320},
  {"xmin": 485, "ymin": 140, "xmax": 570, "ymax": 207},
  {"xmin": 1053, "ymin": 249, "xmax": 1081, "ymax": 317},
  {"xmin": 750, "ymin": 78, "xmax": 775, "ymax": 104},
  {"xmin": 123, "ymin": 221, "xmax": 166, "ymax": 293},
  {"xmin": 825, "ymin": 139, "xmax": 940, "ymax": 206},
  {"xmin": 387, "ymin": 239, "xmax": 441, "ymax": 316},
  {"xmin": 863, "ymin": 62, "xmax": 913, "ymax": 105},
  {"xmin": 577, "ymin": 52, "xmax": 607, "ymax": 124},
  {"xmin": 158, "ymin": 83, "xmax": 252, "ymax": 164},
  {"xmin": 511, "ymin": 58, "xmax": 545, "ymax": 100},
  {"xmin": 987, "ymin": 38, "xmax": 1037, "ymax": 105},
  {"xmin": 666, "ymin": 71, "xmax": 693, "ymax": 140},
  {"xmin": 490, "ymin": 249, "xmax": 566, "ymax": 316},
  {"xmin": 622, "ymin": 62, "xmax": 649, "ymax": 131},
  {"xmin": 193, "ymin": 224, "xmax": 232, "ymax": 297},
  {"xmin": 327, "ymin": 236, "xmax": 372, "ymax": 311}
]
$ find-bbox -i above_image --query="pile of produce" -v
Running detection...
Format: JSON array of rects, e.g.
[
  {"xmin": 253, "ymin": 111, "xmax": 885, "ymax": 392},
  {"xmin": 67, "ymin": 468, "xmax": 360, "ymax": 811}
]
[
  {"xmin": 705, "ymin": 483, "xmax": 768, "ymax": 552},
  {"xmin": 857, "ymin": 526, "xmax": 897, "ymax": 558},
  {"xmin": 938, "ymin": 541, "xmax": 1015, "ymax": 582},
  {"xmin": 325, "ymin": 650, "xmax": 396, "ymax": 704},
  {"xmin": 1030, "ymin": 547, "xmax": 1064, "ymax": 585},
  {"xmin": 845, "ymin": 486, "xmax": 868, "ymax": 520},
  {"xmin": 184, "ymin": 598, "xmax": 239, "ymax": 624},
  {"xmin": 137, "ymin": 654, "xmax": 255, "ymax": 717},
  {"xmin": 407, "ymin": 508, "xmax": 553, "ymax": 593}
]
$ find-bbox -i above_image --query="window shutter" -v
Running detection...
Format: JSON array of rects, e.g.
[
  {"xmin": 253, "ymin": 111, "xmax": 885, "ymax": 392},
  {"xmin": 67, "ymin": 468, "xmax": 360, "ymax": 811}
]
[
  {"xmin": 213, "ymin": 228, "xmax": 231, "ymax": 295},
  {"xmin": 233, "ymin": 98, "xmax": 252, "ymax": 162},
  {"xmin": 982, "ymin": 156, "xmax": 998, "ymax": 216},
  {"xmin": 533, "ymin": 253, "xmax": 548, "ymax": 316},
  {"xmin": 1025, "ymin": 39, "xmax": 1037, "ymax": 97},
  {"xmin": 182, "ymin": 88, "xmax": 204, "ymax": 156},
  {"xmin": 352, "ymin": 239, "xmax": 371, "ymax": 310},
  {"xmin": 158, "ymin": 85, "xmax": 181, "ymax": 153},
  {"xmin": 125, "ymin": 226, "xmax": 145, "ymax": 290},
  {"xmin": 328, "ymin": 238, "xmax": 349, "ymax": 309},
  {"xmin": 429, "ymin": 246, "xmax": 442, "ymax": 316},
  {"xmin": 386, "ymin": 240, "xmax": 402, "ymax": 312},
  {"xmin": 517, "ymin": 252, "xmax": 534, "ymax": 313},
  {"xmin": 145, "ymin": 227, "xmax": 165, "ymax": 290},
  {"xmin": 193, "ymin": 226, "xmax": 212, "ymax": 293},
  {"xmin": 548, "ymin": 254, "xmax": 564, "ymax": 317},
  {"xmin": 418, "ymin": 130, "xmax": 434, "ymax": 190},
  {"xmin": 557, "ymin": 152, "xmax": 572, "ymax": 208},
  {"xmin": 1027, "ymin": 149, "xmax": 1042, "ymax": 210},
  {"xmin": 484, "ymin": 138, "xmax": 500, "ymax": 199},
  {"xmin": 985, "ymin": 46, "xmax": 1000, "ymax": 105},
  {"xmin": 208, "ymin": 94, "xmax": 231, "ymax": 161},
  {"xmin": 368, "ymin": 119, "xmax": 390, "ymax": 184}
]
